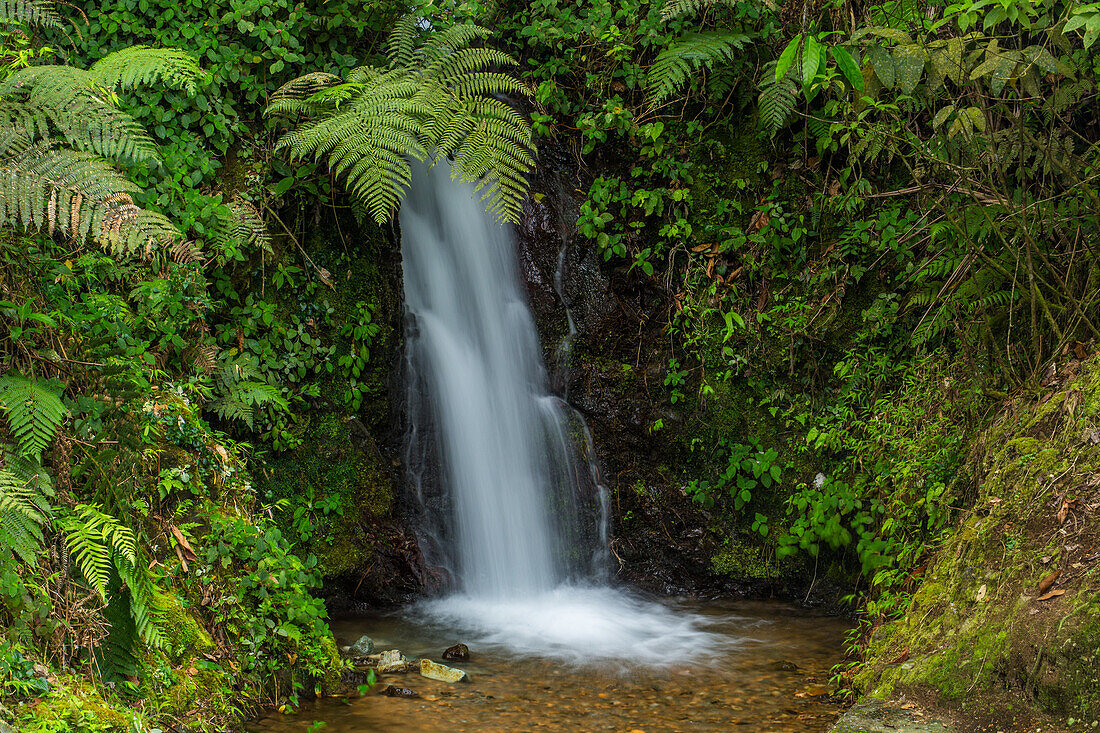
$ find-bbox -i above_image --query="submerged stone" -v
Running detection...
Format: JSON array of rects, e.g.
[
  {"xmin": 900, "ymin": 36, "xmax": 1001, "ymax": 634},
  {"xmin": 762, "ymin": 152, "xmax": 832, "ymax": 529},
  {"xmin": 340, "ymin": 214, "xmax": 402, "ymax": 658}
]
[
  {"xmin": 443, "ymin": 643, "xmax": 470, "ymax": 661},
  {"xmin": 348, "ymin": 635, "xmax": 375, "ymax": 656},
  {"xmin": 383, "ymin": 685, "xmax": 420, "ymax": 698},
  {"xmin": 419, "ymin": 658, "xmax": 469, "ymax": 683}
]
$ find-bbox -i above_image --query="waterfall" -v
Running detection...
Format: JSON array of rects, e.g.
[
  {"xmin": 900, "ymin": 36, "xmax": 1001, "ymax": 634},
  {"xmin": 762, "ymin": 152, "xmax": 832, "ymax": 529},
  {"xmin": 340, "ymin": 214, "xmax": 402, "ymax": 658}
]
[
  {"xmin": 402, "ymin": 164, "xmax": 601, "ymax": 597},
  {"xmin": 402, "ymin": 165, "xmax": 726, "ymax": 664}
]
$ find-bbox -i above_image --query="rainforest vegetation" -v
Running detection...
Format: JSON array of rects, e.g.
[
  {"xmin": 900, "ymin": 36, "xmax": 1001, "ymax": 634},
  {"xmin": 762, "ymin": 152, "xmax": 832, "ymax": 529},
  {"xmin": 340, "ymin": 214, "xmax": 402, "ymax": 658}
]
[{"xmin": 1, "ymin": 0, "xmax": 1099, "ymax": 729}]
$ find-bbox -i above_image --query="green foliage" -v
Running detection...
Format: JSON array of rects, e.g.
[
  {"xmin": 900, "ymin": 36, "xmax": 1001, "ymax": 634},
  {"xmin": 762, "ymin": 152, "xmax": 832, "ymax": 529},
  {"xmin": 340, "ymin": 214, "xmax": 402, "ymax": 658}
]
[
  {"xmin": 268, "ymin": 15, "xmax": 535, "ymax": 225},
  {"xmin": 0, "ymin": 375, "xmax": 66, "ymax": 461},
  {"xmin": 58, "ymin": 503, "xmax": 163, "ymax": 649},
  {"xmin": 0, "ymin": 466, "xmax": 49, "ymax": 565},
  {"xmin": 646, "ymin": 30, "xmax": 752, "ymax": 103},
  {"xmin": 191, "ymin": 509, "xmax": 343, "ymax": 702}
]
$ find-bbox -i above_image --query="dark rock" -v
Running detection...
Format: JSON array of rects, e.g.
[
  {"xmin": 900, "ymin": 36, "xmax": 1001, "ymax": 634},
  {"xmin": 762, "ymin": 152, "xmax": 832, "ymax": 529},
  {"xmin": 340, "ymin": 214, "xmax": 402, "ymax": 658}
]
[
  {"xmin": 348, "ymin": 634, "xmax": 375, "ymax": 656},
  {"xmin": 382, "ymin": 685, "xmax": 420, "ymax": 698},
  {"xmin": 443, "ymin": 643, "xmax": 469, "ymax": 661}
]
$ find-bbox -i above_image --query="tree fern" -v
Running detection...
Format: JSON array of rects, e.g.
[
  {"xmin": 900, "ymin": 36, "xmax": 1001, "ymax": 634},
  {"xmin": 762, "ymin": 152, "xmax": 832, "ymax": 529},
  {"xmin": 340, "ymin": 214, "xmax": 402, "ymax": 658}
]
[
  {"xmin": 0, "ymin": 374, "xmax": 66, "ymax": 461},
  {"xmin": 0, "ymin": 0, "xmax": 62, "ymax": 29},
  {"xmin": 0, "ymin": 47, "xmax": 201, "ymax": 256},
  {"xmin": 645, "ymin": 30, "xmax": 752, "ymax": 104},
  {"xmin": 758, "ymin": 60, "xmax": 799, "ymax": 136},
  {"xmin": 268, "ymin": 15, "xmax": 535, "ymax": 225}
]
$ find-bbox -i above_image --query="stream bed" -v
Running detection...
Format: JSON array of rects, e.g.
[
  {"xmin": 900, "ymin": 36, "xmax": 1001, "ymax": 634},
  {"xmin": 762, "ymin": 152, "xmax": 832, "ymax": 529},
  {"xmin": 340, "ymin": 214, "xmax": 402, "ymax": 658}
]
[{"xmin": 250, "ymin": 598, "xmax": 848, "ymax": 733}]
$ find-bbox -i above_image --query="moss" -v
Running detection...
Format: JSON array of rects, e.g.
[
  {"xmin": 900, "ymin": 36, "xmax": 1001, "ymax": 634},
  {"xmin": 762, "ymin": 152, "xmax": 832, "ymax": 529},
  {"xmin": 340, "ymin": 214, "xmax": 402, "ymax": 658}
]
[
  {"xmin": 261, "ymin": 411, "xmax": 394, "ymax": 577},
  {"xmin": 711, "ymin": 538, "xmax": 777, "ymax": 580},
  {"xmin": 159, "ymin": 594, "xmax": 215, "ymax": 664},
  {"xmin": 855, "ymin": 355, "xmax": 1100, "ymax": 717}
]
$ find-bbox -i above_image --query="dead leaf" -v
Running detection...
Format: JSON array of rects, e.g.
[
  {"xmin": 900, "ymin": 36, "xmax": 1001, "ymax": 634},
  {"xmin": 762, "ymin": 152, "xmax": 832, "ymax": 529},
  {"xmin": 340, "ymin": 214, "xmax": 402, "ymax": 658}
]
[
  {"xmin": 1057, "ymin": 499, "xmax": 1081, "ymax": 525},
  {"xmin": 1038, "ymin": 569, "xmax": 1061, "ymax": 594},
  {"xmin": 173, "ymin": 543, "xmax": 189, "ymax": 573},
  {"xmin": 976, "ymin": 584, "xmax": 988, "ymax": 602},
  {"xmin": 171, "ymin": 525, "xmax": 198, "ymax": 562},
  {"xmin": 1036, "ymin": 589, "xmax": 1066, "ymax": 601}
]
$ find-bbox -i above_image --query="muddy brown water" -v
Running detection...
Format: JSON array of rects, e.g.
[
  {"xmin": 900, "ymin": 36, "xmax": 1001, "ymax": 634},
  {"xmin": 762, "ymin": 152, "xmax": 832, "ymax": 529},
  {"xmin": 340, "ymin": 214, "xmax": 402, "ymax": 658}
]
[{"xmin": 250, "ymin": 599, "xmax": 848, "ymax": 733}]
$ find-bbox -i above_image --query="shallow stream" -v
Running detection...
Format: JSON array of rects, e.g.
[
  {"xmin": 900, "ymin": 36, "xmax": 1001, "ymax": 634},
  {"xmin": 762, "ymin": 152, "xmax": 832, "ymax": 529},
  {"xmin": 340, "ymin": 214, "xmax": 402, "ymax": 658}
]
[{"xmin": 250, "ymin": 597, "xmax": 848, "ymax": 733}]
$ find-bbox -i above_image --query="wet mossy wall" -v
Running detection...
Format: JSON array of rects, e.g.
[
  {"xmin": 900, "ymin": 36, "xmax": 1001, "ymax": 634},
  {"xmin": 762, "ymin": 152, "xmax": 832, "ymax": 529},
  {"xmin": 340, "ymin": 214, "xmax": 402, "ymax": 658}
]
[{"xmin": 856, "ymin": 354, "xmax": 1100, "ymax": 720}]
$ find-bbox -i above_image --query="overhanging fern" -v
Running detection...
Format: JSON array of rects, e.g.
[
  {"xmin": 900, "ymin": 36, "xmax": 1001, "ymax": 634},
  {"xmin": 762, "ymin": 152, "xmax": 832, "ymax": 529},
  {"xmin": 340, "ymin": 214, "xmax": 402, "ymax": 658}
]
[
  {"xmin": 268, "ymin": 15, "xmax": 535, "ymax": 225},
  {"xmin": 0, "ymin": 47, "xmax": 202, "ymax": 255}
]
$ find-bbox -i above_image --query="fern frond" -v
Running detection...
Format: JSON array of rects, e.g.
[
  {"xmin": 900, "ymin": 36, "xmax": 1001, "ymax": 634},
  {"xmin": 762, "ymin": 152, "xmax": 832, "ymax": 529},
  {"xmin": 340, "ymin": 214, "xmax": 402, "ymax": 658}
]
[
  {"xmin": 0, "ymin": 468, "xmax": 49, "ymax": 564},
  {"xmin": 0, "ymin": 375, "xmax": 66, "ymax": 461},
  {"xmin": 0, "ymin": 0, "xmax": 62, "ymax": 28},
  {"xmin": 758, "ymin": 60, "xmax": 798, "ymax": 136},
  {"xmin": 660, "ymin": 0, "xmax": 742, "ymax": 21},
  {"xmin": 88, "ymin": 46, "xmax": 203, "ymax": 95},
  {"xmin": 386, "ymin": 13, "xmax": 421, "ymax": 70},
  {"xmin": 208, "ymin": 355, "xmax": 289, "ymax": 430},
  {"xmin": 0, "ymin": 139, "xmax": 179, "ymax": 254},
  {"xmin": 646, "ymin": 31, "xmax": 751, "ymax": 104},
  {"xmin": 0, "ymin": 66, "xmax": 161, "ymax": 164},
  {"xmin": 270, "ymin": 15, "xmax": 533, "ymax": 224}
]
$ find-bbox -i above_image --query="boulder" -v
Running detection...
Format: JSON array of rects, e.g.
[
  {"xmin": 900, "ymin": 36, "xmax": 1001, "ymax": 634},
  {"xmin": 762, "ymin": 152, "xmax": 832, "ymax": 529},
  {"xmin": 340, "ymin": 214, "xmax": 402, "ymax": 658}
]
[
  {"xmin": 442, "ymin": 643, "xmax": 469, "ymax": 661},
  {"xmin": 419, "ymin": 658, "xmax": 468, "ymax": 683}
]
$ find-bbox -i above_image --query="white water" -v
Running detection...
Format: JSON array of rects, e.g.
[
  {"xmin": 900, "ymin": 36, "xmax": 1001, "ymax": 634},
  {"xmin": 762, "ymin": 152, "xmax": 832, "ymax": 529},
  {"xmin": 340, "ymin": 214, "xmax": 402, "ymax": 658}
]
[{"xmin": 401, "ymin": 166, "xmax": 725, "ymax": 663}]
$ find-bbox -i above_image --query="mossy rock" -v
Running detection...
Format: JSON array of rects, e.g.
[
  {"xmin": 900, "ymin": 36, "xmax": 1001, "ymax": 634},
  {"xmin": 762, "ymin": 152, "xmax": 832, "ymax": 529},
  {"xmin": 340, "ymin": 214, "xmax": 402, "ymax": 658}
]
[
  {"xmin": 261, "ymin": 411, "xmax": 394, "ymax": 577},
  {"xmin": 159, "ymin": 593, "xmax": 216, "ymax": 664}
]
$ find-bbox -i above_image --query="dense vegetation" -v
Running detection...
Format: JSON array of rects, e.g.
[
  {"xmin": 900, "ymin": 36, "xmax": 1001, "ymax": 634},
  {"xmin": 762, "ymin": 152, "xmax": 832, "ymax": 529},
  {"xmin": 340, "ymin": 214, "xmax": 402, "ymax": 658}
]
[{"xmin": 0, "ymin": 0, "xmax": 1098, "ymax": 729}]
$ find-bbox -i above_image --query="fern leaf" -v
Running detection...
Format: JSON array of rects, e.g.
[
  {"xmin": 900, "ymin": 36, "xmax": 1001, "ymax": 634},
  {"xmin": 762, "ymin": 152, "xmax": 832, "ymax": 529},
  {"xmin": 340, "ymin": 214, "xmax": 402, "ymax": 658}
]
[
  {"xmin": 0, "ymin": 468, "xmax": 48, "ymax": 564},
  {"xmin": 660, "ymin": 0, "xmax": 742, "ymax": 21},
  {"xmin": 646, "ymin": 31, "xmax": 751, "ymax": 104},
  {"xmin": 0, "ymin": 375, "xmax": 66, "ymax": 461},
  {"xmin": 269, "ymin": 15, "xmax": 534, "ymax": 225},
  {"xmin": 88, "ymin": 46, "xmax": 203, "ymax": 95},
  {"xmin": 0, "ymin": 139, "xmax": 180, "ymax": 255},
  {"xmin": 0, "ymin": 65, "xmax": 162, "ymax": 165},
  {"xmin": 758, "ymin": 60, "xmax": 799, "ymax": 136},
  {"xmin": 0, "ymin": 0, "xmax": 62, "ymax": 28}
]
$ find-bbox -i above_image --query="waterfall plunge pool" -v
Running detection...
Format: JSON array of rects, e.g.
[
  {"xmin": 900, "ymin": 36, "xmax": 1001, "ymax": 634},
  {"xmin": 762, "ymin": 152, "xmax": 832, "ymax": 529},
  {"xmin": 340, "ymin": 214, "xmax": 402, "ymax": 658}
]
[{"xmin": 249, "ymin": 593, "xmax": 848, "ymax": 732}]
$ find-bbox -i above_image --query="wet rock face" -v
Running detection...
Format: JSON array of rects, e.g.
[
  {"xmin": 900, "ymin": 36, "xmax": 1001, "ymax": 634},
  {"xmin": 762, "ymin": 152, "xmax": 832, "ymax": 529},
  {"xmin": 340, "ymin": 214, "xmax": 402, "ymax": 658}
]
[{"xmin": 513, "ymin": 148, "xmax": 741, "ymax": 597}]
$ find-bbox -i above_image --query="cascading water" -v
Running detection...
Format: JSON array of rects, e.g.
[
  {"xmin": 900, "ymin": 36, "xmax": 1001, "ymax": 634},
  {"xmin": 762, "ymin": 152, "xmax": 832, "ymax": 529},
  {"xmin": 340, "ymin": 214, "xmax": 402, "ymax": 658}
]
[{"xmin": 402, "ymin": 165, "xmax": 729, "ymax": 664}]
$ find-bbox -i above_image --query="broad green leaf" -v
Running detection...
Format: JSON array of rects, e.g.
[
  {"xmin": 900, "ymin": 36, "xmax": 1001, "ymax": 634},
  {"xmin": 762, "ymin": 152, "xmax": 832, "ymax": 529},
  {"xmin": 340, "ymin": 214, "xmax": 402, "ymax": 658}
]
[
  {"xmin": 802, "ymin": 36, "xmax": 822, "ymax": 85},
  {"xmin": 963, "ymin": 106, "xmax": 986, "ymax": 133},
  {"xmin": 932, "ymin": 104, "xmax": 956, "ymax": 128},
  {"xmin": 830, "ymin": 46, "xmax": 864, "ymax": 90},
  {"xmin": 776, "ymin": 35, "xmax": 802, "ymax": 81},
  {"xmin": 989, "ymin": 54, "xmax": 1016, "ymax": 95},
  {"xmin": 893, "ymin": 45, "xmax": 925, "ymax": 93},
  {"xmin": 867, "ymin": 45, "xmax": 895, "ymax": 87}
]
